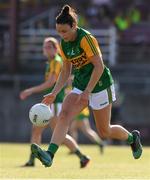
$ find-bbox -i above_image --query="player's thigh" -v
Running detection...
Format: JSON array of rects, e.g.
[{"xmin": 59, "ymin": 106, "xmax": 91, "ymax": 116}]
[
  {"xmin": 49, "ymin": 116, "xmax": 58, "ymax": 130},
  {"xmin": 92, "ymin": 104, "xmax": 112, "ymax": 132},
  {"xmin": 90, "ymin": 85, "xmax": 115, "ymax": 133},
  {"xmin": 61, "ymin": 93, "xmax": 87, "ymax": 120}
]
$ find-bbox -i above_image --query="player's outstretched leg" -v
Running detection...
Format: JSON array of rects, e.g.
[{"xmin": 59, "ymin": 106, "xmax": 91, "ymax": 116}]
[
  {"xmin": 130, "ymin": 130, "xmax": 143, "ymax": 159},
  {"xmin": 31, "ymin": 143, "xmax": 53, "ymax": 167}
]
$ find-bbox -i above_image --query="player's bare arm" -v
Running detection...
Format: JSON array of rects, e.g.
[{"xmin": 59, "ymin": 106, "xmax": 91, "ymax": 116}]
[
  {"xmin": 85, "ymin": 55, "xmax": 104, "ymax": 93},
  {"xmin": 42, "ymin": 60, "xmax": 72, "ymax": 105},
  {"xmin": 20, "ymin": 73, "xmax": 57, "ymax": 100},
  {"xmin": 77, "ymin": 55, "xmax": 104, "ymax": 105}
]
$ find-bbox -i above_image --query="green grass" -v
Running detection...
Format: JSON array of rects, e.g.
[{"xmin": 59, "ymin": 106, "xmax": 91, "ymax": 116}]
[{"xmin": 0, "ymin": 143, "xmax": 149, "ymax": 179}]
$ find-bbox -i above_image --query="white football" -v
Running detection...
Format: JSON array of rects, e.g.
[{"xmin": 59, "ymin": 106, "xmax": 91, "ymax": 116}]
[{"xmin": 29, "ymin": 103, "xmax": 53, "ymax": 127}]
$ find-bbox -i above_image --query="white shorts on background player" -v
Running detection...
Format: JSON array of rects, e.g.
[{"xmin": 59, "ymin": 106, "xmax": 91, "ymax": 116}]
[{"xmin": 50, "ymin": 103, "xmax": 62, "ymax": 116}]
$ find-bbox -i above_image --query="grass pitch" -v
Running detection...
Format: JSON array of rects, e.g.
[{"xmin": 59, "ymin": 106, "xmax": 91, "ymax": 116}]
[{"xmin": 0, "ymin": 143, "xmax": 150, "ymax": 179}]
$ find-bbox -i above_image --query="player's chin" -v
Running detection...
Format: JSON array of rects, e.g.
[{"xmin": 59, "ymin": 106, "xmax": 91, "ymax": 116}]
[{"xmin": 63, "ymin": 38, "xmax": 69, "ymax": 42}]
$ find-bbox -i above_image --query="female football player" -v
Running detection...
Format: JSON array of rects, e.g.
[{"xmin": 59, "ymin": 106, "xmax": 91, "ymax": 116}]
[{"xmin": 31, "ymin": 5, "xmax": 142, "ymax": 167}]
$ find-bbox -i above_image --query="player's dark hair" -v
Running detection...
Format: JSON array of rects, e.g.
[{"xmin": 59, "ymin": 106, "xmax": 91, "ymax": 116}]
[{"xmin": 56, "ymin": 5, "xmax": 78, "ymax": 27}]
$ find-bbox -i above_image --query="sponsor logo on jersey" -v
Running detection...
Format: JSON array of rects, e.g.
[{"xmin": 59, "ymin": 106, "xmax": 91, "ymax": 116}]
[{"xmin": 69, "ymin": 52, "xmax": 88, "ymax": 69}]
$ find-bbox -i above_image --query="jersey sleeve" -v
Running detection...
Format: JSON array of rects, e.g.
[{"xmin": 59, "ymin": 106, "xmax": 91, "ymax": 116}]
[
  {"xmin": 49, "ymin": 60, "xmax": 61, "ymax": 77},
  {"xmin": 80, "ymin": 34, "xmax": 102, "ymax": 58}
]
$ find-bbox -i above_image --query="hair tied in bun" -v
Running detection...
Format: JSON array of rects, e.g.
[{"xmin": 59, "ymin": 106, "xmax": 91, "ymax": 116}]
[{"xmin": 62, "ymin": 5, "xmax": 70, "ymax": 15}]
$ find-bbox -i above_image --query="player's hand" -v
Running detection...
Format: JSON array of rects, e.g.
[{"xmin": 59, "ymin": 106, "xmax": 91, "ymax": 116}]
[
  {"xmin": 76, "ymin": 90, "xmax": 89, "ymax": 106},
  {"xmin": 42, "ymin": 93, "xmax": 56, "ymax": 105},
  {"xmin": 20, "ymin": 89, "xmax": 33, "ymax": 100}
]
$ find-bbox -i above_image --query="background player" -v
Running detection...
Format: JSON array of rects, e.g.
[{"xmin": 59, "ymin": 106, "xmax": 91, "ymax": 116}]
[{"xmin": 20, "ymin": 37, "xmax": 90, "ymax": 168}]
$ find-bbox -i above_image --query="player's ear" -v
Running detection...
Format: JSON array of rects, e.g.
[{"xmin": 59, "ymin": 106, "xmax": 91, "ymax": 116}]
[{"xmin": 72, "ymin": 22, "xmax": 77, "ymax": 30}]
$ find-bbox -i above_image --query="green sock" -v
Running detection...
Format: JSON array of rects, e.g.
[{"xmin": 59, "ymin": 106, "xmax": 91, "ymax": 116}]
[
  {"xmin": 127, "ymin": 133, "xmax": 133, "ymax": 144},
  {"xmin": 74, "ymin": 149, "xmax": 84, "ymax": 159},
  {"xmin": 47, "ymin": 143, "xmax": 59, "ymax": 158}
]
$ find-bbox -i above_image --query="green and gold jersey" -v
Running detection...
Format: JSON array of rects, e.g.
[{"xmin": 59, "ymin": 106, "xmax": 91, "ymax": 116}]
[
  {"xmin": 60, "ymin": 27, "xmax": 114, "ymax": 93},
  {"xmin": 44, "ymin": 54, "xmax": 65, "ymax": 103}
]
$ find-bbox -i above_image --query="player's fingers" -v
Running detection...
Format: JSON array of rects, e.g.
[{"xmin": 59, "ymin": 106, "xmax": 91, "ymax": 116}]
[
  {"xmin": 42, "ymin": 101, "xmax": 49, "ymax": 105},
  {"xmin": 42, "ymin": 99, "xmax": 47, "ymax": 104},
  {"xmin": 42, "ymin": 98, "xmax": 50, "ymax": 105}
]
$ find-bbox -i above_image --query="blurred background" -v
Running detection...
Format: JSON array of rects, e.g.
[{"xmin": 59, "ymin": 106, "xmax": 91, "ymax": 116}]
[{"xmin": 0, "ymin": 0, "xmax": 150, "ymax": 145}]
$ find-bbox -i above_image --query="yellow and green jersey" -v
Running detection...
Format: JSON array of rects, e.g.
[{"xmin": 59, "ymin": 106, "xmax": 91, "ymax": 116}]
[
  {"xmin": 60, "ymin": 27, "xmax": 114, "ymax": 93},
  {"xmin": 44, "ymin": 54, "xmax": 65, "ymax": 103}
]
